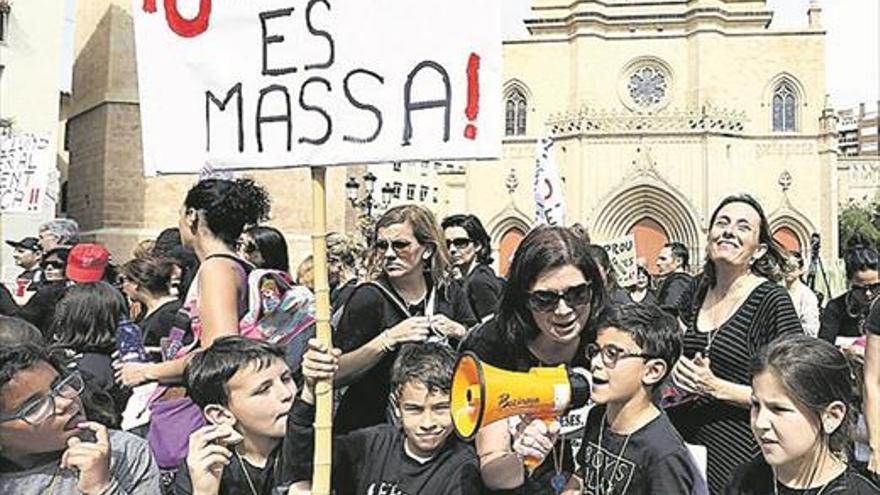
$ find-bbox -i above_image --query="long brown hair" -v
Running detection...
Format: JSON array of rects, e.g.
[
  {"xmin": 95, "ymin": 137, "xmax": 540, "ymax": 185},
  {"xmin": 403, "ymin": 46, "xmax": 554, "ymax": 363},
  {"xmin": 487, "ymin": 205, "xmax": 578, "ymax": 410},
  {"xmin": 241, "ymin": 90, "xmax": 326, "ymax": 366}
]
[{"xmin": 370, "ymin": 204, "xmax": 452, "ymax": 288}]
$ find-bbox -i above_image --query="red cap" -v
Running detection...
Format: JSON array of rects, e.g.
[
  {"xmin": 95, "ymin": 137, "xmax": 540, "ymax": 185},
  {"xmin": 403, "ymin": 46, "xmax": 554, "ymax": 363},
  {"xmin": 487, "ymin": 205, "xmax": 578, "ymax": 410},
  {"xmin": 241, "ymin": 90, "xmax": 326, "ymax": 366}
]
[{"xmin": 66, "ymin": 243, "xmax": 110, "ymax": 283}]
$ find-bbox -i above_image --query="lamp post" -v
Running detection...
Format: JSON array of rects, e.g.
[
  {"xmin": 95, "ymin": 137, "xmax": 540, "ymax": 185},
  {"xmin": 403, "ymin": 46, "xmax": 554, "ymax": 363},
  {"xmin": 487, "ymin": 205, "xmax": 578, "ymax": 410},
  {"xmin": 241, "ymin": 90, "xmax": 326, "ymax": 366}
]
[{"xmin": 345, "ymin": 171, "xmax": 394, "ymax": 241}]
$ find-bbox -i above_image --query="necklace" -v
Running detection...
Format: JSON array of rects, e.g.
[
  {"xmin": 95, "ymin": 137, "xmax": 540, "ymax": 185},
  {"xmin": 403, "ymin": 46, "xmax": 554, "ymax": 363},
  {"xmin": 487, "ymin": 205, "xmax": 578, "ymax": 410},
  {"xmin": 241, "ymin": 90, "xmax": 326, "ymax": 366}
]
[
  {"xmin": 596, "ymin": 412, "xmax": 633, "ymax": 495},
  {"xmin": 549, "ymin": 433, "xmax": 567, "ymax": 494}
]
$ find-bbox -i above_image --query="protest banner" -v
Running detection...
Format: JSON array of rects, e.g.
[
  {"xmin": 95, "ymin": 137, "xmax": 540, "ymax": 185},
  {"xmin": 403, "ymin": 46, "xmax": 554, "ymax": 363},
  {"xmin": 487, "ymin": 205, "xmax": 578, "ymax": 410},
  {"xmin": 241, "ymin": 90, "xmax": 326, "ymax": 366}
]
[
  {"xmin": 133, "ymin": 0, "xmax": 502, "ymax": 175},
  {"xmin": 596, "ymin": 234, "xmax": 638, "ymax": 287},
  {"xmin": 0, "ymin": 131, "xmax": 51, "ymax": 214},
  {"xmin": 534, "ymin": 136, "xmax": 565, "ymax": 226}
]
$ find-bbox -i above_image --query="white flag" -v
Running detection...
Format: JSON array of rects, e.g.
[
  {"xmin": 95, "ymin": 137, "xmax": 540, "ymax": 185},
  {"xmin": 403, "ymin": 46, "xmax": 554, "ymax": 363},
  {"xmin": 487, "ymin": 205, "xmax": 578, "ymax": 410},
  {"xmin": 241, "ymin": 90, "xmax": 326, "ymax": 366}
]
[{"xmin": 534, "ymin": 137, "xmax": 565, "ymax": 226}]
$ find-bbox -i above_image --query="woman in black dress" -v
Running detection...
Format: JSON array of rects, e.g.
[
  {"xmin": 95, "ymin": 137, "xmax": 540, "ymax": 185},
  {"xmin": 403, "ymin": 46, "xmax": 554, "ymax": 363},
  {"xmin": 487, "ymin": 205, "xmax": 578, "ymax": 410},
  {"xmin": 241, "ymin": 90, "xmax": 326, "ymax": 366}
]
[
  {"xmin": 460, "ymin": 225, "xmax": 606, "ymax": 495},
  {"xmin": 818, "ymin": 238, "xmax": 879, "ymax": 344},
  {"xmin": 669, "ymin": 194, "xmax": 803, "ymax": 493},
  {"xmin": 442, "ymin": 213, "xmax": 504, "ymax": 321},
  {"xmin": 334, "ymin": 204, "xmax": 477, "ymax": 433}
]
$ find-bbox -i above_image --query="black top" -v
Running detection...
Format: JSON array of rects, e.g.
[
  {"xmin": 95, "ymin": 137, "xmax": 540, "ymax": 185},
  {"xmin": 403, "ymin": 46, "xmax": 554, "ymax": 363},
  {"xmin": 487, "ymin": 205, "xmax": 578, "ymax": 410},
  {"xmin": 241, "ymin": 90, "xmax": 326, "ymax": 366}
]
[
  {"xmin": 657, "ymin": 272, "xmax": 696, "ymax": 319},
  {"xmin": 0, "ymin": 283, "xmax": 17, "ymax": 316},
  {"xmin": 576, "ymin": 405, "xmax": 708, "ymax": 495},
  {"xmin": 15, "ymin": 281, "xmax": 69, "ymax": 338},
  {"xmin": 173, "ymin": 446, "xmax": 282, "ymax": 495},
  {"xmin": 282, "ymin": 400, "xmax": 482, "ymax": 495},
  {"xmin": 463, "ymin": 263, "xmax": 504, "ymax": 321},
  {"xmin": 867, "ymin": 299, "xmax": 880, "ymax": 336},
  {"xmin": 139, "ymin": 299, "xmax": 183, "ymax": 349},
  {"xmin": 335, "ymin": 276, "xmax": 477, "ymax": 433},
  {"xmin": 608, "ymin": 288, "xmax": 633, "ymax": 306},
  {"xmin": 459, "ymin": 316, "xmax": 594, "ymax": 495},
  {"xmin": 819, "ymin": 293, "xmax": 865, "ymax": 343},
  {"xmin": 77, "ymin": 352, "xmax": 131, "ymax": 428},
  {"xmin": 668, "ymin": 281, "xmax": 803, "ymax": 494},
  {"xmin": 725, "ymin": 457, "xmax": 880, "ymax": 495},
  {"xmin": 330, "ymin": 278, "xmax": 358, "ymax": 315}
]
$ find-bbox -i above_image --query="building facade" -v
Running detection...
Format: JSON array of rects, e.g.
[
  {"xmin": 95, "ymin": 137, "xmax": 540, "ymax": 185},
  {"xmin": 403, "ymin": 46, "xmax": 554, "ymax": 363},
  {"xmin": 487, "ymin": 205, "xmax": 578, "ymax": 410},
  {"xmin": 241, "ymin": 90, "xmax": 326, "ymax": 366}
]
[{"xmin": 838, "ymin": 101, "xmax": 880, "ymax": 157}]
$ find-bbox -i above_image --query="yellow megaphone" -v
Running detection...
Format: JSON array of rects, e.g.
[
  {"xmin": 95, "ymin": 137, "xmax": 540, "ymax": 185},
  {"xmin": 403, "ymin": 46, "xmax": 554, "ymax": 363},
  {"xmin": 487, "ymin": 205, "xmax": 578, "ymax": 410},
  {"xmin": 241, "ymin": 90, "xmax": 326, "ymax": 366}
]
[{"xmin": 450, "ymin": 351, "xmax": 590, "ymax": 441}]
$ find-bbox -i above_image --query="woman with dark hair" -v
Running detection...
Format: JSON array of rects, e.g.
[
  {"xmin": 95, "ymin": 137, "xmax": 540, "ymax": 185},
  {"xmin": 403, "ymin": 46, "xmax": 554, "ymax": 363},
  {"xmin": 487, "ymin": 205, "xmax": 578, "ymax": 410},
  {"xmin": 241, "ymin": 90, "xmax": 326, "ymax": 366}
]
[
  {"xmin": 52, "ymin": 281, "xmax": 131, "ymax": 424},
  {"xmin": 819, "ymin": 237, "xmax": 879, "ymax": 344},
  {"xmin": 16, "ymin": 247, "xmax": 71, "ymax": 337},
  {"xmin": 586, "ymin": 244, "xmax": 632, "ymax": 305},
  {"xmin": 333, "ymin": 204, "xmax": 477, "ymax": 433},
  {"xmin": 120, "ymin": 257, "xmax": 182, "ymax": 350},
  {"xmin": 725, "ymin": 335, "xmax": 879, "ymax": 494},
  {"xmin": 668, "ymin": 194, "xmax": 803, "ymax": 493},
  {"xmin": 627, "ymin": 264, "xmax": 658, "ymax": 305},
  {"xmin": 238, "ymin": 225, "xmax": 291, "ymax": 273},
  {"xmin": 460, "ymin": 225, "xmax": 606, "ymax": 495},
  {"xmin": 442, "ymin": 213, "xmax": 504, "ymax": 321}
]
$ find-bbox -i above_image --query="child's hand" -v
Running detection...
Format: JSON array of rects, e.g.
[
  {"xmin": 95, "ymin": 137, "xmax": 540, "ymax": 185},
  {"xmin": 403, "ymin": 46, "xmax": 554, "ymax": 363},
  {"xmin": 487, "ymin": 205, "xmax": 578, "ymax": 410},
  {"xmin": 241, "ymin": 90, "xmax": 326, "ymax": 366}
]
[
  {"xmin": 186, "ymin": 424, "xmax": 237, "ymax": 495},
  {"xmin": 301, "ymin": 338, "xmax": 342, "ymax": 399},
  {"xmin": 60, "ymin": 422, "xmax": 112, "ymax": 495}
]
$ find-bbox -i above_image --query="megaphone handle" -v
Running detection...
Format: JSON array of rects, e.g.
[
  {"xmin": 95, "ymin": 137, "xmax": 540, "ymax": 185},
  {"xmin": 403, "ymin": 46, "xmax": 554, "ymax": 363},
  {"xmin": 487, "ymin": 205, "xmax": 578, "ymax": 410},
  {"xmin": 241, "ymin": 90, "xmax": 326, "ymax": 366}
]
[{"xmin": 520, "ymin": 416, "xmax": 558, "ymax": 469}]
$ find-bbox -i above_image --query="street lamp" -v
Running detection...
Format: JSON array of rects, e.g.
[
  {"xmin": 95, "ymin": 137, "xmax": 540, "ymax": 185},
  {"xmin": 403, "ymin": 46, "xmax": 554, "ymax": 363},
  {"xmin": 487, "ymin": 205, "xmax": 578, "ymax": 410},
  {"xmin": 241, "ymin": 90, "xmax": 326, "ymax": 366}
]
[{"xmin": 346, "ymin": 171, "xmax": 395, "ymax": 240}]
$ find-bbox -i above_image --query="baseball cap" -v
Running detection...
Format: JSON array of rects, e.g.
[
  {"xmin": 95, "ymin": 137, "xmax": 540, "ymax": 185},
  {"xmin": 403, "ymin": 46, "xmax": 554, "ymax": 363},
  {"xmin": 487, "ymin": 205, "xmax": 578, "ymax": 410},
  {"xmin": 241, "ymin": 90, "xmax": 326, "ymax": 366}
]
[
  {"xmin": 5, "ymin": 237, "xmax": 41, "ymax": 251},
  {"xmin": 66, "ymin": 243, "xmax": 110, "ymax": 283}
]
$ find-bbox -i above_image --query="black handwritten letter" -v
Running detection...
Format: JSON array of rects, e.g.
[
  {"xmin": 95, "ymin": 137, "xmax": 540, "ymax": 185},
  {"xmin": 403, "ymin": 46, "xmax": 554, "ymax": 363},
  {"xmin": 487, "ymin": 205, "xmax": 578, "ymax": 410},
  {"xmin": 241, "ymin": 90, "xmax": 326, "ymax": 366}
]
[
  {"xmin": 343, "ymin": 69, "xmax": 384, "ymax": 144},
  {"xmin": 402, "ymin": 61, "xmax": 451, "ymax": 146},
  {"xmin": 304, "ymin": 0, "xmax": 334, "ymax": 71},
  {"xmin": 259, "ymin": 8, "xmax": 297, "ymax": 76},
  {"xmin": 256, "ymin": 84, "xmax": 292, "ymax": 152},
  {"xmin": 205, "ymin": 83, "xmax": 243, "ymax": 152},
  {"xmin": 298, "ymin": 77, "xmax": 332, "ymax": 146}
]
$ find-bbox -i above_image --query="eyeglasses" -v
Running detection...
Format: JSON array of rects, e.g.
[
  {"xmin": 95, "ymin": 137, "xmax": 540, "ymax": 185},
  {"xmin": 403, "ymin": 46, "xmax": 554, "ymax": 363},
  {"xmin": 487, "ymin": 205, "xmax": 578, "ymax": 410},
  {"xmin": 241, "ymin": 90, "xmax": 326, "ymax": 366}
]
[
  {"xmin": 42, "ymin": 260, "xmax": 65, "ymax": 270},
  {"xmin": 446, "ymin": 238, "xmax": 473, "ymax": 250},
  {"xmin": 374, "ymin": 239, "xmax": 413, "ymax": 253},
  {"xmin": 586, "ymin": 344, "xmax": 656, "ymax": 369},
  {"xmin": 528, "ymin": 283, "xmax": 592, "ymax": 313},
  {"xmin": 852, "ymin": 282, "xmax": 880, "ymax": 295},
  {"xmin": 0, "ymin": 372, "xmax": 85, "ymax": 426}
]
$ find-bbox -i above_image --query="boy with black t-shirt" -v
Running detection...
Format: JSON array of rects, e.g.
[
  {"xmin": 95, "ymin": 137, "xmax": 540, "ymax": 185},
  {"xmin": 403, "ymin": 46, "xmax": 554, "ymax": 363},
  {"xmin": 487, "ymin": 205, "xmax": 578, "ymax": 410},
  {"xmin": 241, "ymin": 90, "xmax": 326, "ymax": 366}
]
[
  {"xmin": 282, "ymin": 340, "xmax": 481, "ymax": 495},
  {"xmin": 562, "ymin": 303, "xmax": 708, "ymax": 495}
]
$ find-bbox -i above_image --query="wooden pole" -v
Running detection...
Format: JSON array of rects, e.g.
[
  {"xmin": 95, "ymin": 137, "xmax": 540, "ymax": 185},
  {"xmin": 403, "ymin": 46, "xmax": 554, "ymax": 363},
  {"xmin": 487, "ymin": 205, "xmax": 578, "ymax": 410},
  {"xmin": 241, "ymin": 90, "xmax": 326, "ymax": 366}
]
[{"xmin": 309, "ymin": 166, "xmax": 333, "ymax": 494}]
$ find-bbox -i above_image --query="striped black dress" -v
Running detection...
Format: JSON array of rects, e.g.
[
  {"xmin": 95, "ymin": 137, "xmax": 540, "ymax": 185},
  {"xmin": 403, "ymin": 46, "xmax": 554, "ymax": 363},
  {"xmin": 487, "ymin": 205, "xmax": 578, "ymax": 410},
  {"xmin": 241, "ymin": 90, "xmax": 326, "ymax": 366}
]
[{"xmin": 668, "ymin": 280, "xmax": 803, "ymax": 494}]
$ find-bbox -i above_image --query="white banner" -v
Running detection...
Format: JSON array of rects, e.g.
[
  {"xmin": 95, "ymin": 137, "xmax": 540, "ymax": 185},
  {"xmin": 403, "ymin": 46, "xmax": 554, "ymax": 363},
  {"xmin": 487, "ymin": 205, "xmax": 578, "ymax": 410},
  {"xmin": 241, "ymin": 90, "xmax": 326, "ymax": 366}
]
[
  {"xmin": 0, "ymin": 131, "xmax": 51, "ymax": 213},
  {"xmin": 133, "ymin": 0, "xmax": 502, "ymax": 175},
  {"xmin": 534, "ymin": 137, "xmax": 565, "ymax": 226},
  {"xmin": 596, "ymin": 234, "xmax": 638, "ymax": 287}
]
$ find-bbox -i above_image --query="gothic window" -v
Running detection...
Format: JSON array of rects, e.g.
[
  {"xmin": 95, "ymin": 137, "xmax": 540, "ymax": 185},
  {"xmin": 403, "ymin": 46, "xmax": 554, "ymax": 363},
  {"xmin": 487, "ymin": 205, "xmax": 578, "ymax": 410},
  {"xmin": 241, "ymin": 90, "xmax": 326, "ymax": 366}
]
[
  {"xmin": 628, "ymin": 66, "xmax": 667, "ymax": 107},
  {"xmin": 505, "ymin": 88, "xmax": 527, "ymax": 136},
  {"xmin": 772, "ymin": 82, "xmax": 797, "ymax": 132}
]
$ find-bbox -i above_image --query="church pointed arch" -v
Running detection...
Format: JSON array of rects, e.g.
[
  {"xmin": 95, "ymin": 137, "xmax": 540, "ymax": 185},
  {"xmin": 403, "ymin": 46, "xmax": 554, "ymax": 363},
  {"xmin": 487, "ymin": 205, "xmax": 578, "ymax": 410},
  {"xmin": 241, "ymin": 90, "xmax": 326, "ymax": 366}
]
[{"xmin": 768, "ymin": 202, "xmax": 816, "ymax": 255}]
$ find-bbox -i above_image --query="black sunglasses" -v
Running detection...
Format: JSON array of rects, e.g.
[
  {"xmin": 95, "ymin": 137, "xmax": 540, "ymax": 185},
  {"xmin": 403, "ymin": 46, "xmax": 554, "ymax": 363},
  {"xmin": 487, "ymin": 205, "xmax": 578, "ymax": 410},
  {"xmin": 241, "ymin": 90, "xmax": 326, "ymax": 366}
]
[
  {"xmin": 528, "ymin": 283, "xmax": 592, "ymax": 313},
  {"xmin": 374, "ymin": 239, "xmax": 412, "ymax": 253},
  {"xmin": 42, "ymin": 260, "xmax": 65, "ymax": 270},
  {"xmin": 446, "ymin": 238, "xmax": 473, "ymax": 250},
  {"xmin": 853, "ymin": 282, "xmax": 880, "ymax": 294}
]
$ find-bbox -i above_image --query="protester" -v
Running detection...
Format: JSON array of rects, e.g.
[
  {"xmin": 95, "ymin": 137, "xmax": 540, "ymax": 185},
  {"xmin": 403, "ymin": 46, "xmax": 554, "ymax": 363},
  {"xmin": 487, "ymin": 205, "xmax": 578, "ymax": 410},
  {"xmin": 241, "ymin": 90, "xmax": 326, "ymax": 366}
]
[
  {"xmin": 283, "ymin": 340, "xmax": 481, "ymax": 494},
  {"xmin": 586, "ymin": 243, "xmax": 631, "ymax": 305},
  {"xmin": 0, "ymin": 315, "xmax": 44, "ymax": 347},
  {"xmin": 173, "ymin": 337, "xmax": 294, "ymax": 495},
  {"xmin": 459, "ymin": 225, "xmax": 606, "ymax": 494},
  {"xmin": 334, "ymin": 204, "xmax": 477, "ymax": 434},
  {"xmin": 52, "ymin": 282, "xmax": 131, "ymax": 425},
  {"xmin": 655, "ymin": 241, "xmax": 695, "ymax": 321},
  {"xmin": 120, "ymin": 257, "xmax": 182, "ymax": 350},
  {"xmin": 296, "ymin": 255, "xmax": 315, "ymax": 292},
  {"xmin": 442, "ymin": 213, "xmax": 504, "ymax": 321},
  {"xmin": 865, "ymin": 301, "xmax": 880, "ymax": 482},
  {"xmin": 65, "ymin": 243, "xmax": 111, "ymax": 284},
  {"xmin": 668, "ymin": 194, "xmax": 803, "ymax": 493},
  {"xmin": 37, "ymin": 218, "xmax": 80, "ymax": 252},
  {"xmin": 153, "ymin": 227, "xmax": 199, "ymax": 299},
  {"xmin": 627, "ymin": 265, "xmax": 657, "ymax": 305},
  {"xmin": 326, "ymin": 232, "xmax": 362, "ymax": 316},
  {"xmin": 238, "ymin": 225, "xmax": 291, "ymax": 274},
  {"xmin": 5, "ymin": 236, "xmax": 43, "ymax": 300},
  {"xmin": 724, "ymin": 335, "xmax": 880, "ymax": 494},
  {"xmin": 783, "ymin": 250, "xmax": 820, "ymax": 338},
  {"xmin": 0, "ymin": 344, "xmax": 161, "ymax": 494},
  {"xmin": 15, "ymin": 246, "xmax": 71, "ymax": 336},
  {"xmin": 562, "ymin": 303, "xmax": 707, "ymax": 495},
  {"xmin": 819, "ymin": 238, "xmax": 879, "ymax": 344}
]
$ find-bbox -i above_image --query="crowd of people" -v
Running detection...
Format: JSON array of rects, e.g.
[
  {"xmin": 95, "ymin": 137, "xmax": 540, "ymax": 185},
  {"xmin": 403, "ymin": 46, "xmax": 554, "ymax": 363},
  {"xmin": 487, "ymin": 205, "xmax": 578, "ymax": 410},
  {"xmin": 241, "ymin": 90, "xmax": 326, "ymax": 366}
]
[{"xmin": 1, "ymin": 179, "xmax": 879, "ymax": 495}]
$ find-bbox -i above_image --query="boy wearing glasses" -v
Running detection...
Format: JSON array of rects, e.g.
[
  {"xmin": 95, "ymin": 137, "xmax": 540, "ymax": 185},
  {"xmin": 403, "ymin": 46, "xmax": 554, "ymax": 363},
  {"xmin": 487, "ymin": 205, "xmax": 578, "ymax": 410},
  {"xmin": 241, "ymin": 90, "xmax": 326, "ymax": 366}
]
[
  {"xmin": 0, "ymin": 344, "xmax": 160, "ymax": 494},
  {"xmin": 282, "ymin": 340, "xmax": 482, "ymax": 494},
  {"xmin": 562, "ymin": 303, "xmax": 707, "ymax": 495}
]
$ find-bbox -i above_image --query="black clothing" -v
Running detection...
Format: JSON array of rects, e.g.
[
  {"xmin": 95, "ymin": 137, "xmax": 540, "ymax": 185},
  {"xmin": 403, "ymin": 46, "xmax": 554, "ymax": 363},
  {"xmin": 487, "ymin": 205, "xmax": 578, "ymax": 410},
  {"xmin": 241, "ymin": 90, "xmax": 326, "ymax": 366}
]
[
  {"xmin": 335, "ymin": 276, "xmax": 477, "ymax": 433},
  {"xmin": 459, "ymin": 316, "xmax": 594, "ymax": 495},
  {"xmin": 725, "ymin": 457, "xmax": 880, "ymax": 495},
  {"xmin": 628, "ymin": 290, "xmax": 658, "ymax": 306},
  {"xmin": 15, "ymin": 281, "xmax": 68, "ymax": 338},
  {"xmin": 0, "ymin": 283, "xmax": 17, "ymax": 316},
  {"xmin": 77, "ymin": 351, "xmax": 130, "ymax": 428},
  {"xmin": 657, "ymin": 272, "xmax": 695, "ymax": 319},
  {"xmin": 330, "ymin": 278, "xmax": 358, "ymax": 315},
  {"xmin": 608, "ymin": 287, "xmax": 633, "ymax": 306},
  {"xmin": 462, "ymin": 263, "xmax": 504, "ymax": 321},
  {"xmin": 819, "ymin": 293, "xmax": 866, "ymax": 343},
  {"xmin": 867, "ymin": 299, "xmax": 880, "ymax": 335},
  {"xmin": 668, "ymin": 281, "xmax": 803, "ymax": 494},
  {"xmin": 282, "ymin": 400, "xmax": 481, "ymax": 495},
  {"xmin": 576, "ymin": 406, "xmax": 708, "ymax": 495},
  {"xmin": 173, "ymin": 446, "xmax": 282, "ymax": 495},
  {"xmin": 139, "ymin": 299, "xmax": 183, "ymax": 349}
]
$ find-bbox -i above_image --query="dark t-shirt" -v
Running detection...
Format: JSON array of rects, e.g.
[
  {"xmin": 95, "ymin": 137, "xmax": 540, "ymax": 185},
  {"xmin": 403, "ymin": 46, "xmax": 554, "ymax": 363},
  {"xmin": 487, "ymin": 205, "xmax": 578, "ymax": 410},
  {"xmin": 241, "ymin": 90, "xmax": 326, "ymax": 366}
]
[
  {"xmin": 576, "ymin": 405, "xmax": 708, "ymax": 495},
  {"xmin": 724, "ymin": 457, "xmax": 880, "ymax": 495},
  {"xmin": 0, "ymin": 283, "xmax": 18, "ymax": 316},
  {"xmin": 867, "ymin": 300, "xmax": 880, "ymax": 336},
  {"xmin": 819, "ymin": 293, "xmax": 865, "ymax": 343},
  {"xmin": 15, "ymin": 281, "xmax": 68, "ymax": 338},
  {"xmin": 282, "ymin": 400, "xmax": 482, "ymax": 495},
  {"xmin": 463, "ymin": 263, "xmax": 504, "ymax": 321},
  {"xmin": 139, "ymin": 299, "xmax": 183, "ymax": 349},
  {"xmin": 173, "ymin": 446, "xmax": 281, "ymax": 495},
  {"xmin": 657, "ymin": 272, "xmax": 695, "ymax": 319}
]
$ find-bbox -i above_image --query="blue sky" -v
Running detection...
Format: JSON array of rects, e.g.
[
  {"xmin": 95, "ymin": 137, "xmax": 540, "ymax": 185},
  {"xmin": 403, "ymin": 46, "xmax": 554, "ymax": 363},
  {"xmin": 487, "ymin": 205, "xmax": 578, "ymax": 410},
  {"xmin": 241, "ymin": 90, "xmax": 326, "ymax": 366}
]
[{"xmin": 62, "ymin": 0, "xmax": 877, "ymax": 110}]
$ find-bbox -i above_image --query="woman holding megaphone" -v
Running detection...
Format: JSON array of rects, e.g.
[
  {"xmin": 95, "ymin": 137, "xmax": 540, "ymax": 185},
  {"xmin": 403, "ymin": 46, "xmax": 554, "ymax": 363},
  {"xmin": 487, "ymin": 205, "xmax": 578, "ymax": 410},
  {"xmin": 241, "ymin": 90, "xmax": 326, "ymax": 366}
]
[{"xmin": 459, "ymin": 226, "xmax": 607, "ymax": 495}]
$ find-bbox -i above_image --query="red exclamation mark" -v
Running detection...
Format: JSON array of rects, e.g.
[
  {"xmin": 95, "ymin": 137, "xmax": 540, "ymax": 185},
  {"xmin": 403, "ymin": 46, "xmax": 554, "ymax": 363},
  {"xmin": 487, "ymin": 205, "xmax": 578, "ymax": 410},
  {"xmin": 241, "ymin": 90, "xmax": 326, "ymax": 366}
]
[
  {"xmin": 464, "ymin": 53, "xmax": 481, "ymax": 140},
  {"xmin": 143, "ymin": 0, "xmax": 157, "ymax": 13}
]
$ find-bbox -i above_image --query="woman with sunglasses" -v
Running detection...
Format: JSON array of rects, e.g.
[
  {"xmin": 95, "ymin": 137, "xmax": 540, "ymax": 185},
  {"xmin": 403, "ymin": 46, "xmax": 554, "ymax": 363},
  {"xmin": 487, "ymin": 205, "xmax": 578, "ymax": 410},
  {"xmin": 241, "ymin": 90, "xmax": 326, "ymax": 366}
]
[
  {"xmin": 237, "ymin": 225, "xmax": 291, "ymax": 274},
  {"xmin": 0, "ymin": 344, "xmax": 161, "ymax": 494},
  {"xmin": 442, "ymin": 214, "xmax": 505, "ymax": 322},
  {"xmin": 459, "ymin": 225, "xmax": 606, "ymax": 495},
  {"xmin": 333, "ymin": 204, "xmax": 478, "ymax": 434},
  {"xmin": 667, "ymin": 194, "xmax": 803, "ymax": 493},
  {"xmin": 15, "ymin": 247, "xmax": 72, "ymax": 337},
  {"xmin": 819, "ymin": 236, "xmax": 879, "ymax": 344}
]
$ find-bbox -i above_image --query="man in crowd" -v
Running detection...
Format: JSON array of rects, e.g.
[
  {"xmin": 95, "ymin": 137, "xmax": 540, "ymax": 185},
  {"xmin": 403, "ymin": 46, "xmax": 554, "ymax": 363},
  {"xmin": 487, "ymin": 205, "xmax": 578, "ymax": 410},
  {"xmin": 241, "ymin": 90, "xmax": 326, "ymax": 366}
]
[
  {"xmin": 5, "ymin": 237, "xmax": 43, "ymax": 301},
  {"xmin": 655, "ymin": 242, "xmax": 695, "ymax": 323},
  {"xmin": 38, "ymin": 218, "xmax": 80, "ymax": 252}
]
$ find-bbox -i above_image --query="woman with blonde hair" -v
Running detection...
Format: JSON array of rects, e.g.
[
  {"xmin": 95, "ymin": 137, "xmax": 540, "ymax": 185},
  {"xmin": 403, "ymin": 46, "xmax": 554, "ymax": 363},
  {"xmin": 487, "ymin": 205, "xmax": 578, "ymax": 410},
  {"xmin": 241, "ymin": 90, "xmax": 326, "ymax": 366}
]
[{"xmin": 332, "ymin": 204, "xmax": 477, "ymax": 433}]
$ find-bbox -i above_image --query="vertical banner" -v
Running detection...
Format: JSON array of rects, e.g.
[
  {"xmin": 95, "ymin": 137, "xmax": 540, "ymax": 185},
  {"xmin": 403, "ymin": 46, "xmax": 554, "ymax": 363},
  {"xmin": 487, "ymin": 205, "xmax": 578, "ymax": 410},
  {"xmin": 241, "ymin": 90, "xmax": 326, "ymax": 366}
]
[
  {"xmin": 133, "ymin": 0, "xmax": 502, "ymax": 174},
  {"xmin": 534, "ymin": 136, "xmax": 565, "ymax": 226},
  {"xmin": 0, "ymin": 131, "xmax": 51, "ymax": 214},
  {"xmin": 596, "ymin": 234, "xmax": 638, "ymax": 287}
]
